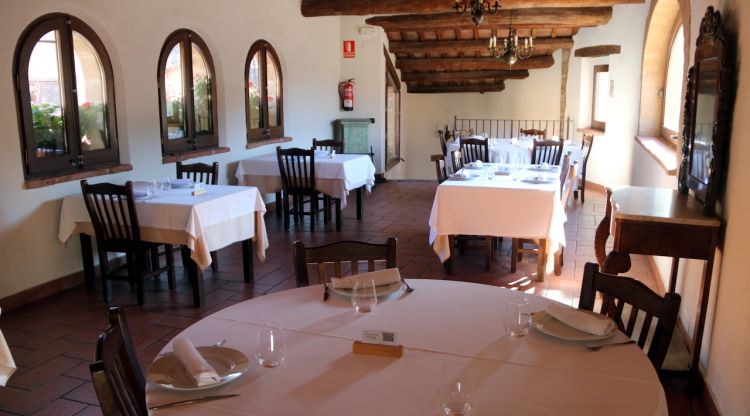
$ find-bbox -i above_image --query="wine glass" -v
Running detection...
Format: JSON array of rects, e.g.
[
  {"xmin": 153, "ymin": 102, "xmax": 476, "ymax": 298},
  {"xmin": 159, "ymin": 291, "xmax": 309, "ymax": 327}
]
[
  {"xmin": 351, "ymin": 278, "xmax": 377, "ymax": 313},
  {"xmin": 438, "ymin": 364, "xmax": 474, "ymax": 416}
]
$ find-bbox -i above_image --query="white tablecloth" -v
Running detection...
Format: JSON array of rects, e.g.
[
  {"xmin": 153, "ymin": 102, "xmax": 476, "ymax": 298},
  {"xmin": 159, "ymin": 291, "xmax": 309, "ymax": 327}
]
[
  {"xmin": 447, "ymin": 138, "xmax": 583, "ymax": 173},
  {"xmin": 58, "ymin": 185, "xmax": 268, "ymax": 270},
  {"xmin": 235, "ymin": 153, "xmax": 376, "ymax": 207},
  {"xmin": 146, "ymin": 280, "xmax": 667, "ymax": 415},
  {"xmin": 429, "ymin": 164, "xmax": 567, "ymax": 262}
]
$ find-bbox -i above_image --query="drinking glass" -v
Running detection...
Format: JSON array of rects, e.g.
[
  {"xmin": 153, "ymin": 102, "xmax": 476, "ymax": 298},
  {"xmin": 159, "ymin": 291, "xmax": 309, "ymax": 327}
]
[
  {"xmin": 146, "ymin": 179, "xmax": 159, "ymax": 198},
  {"xmin": 160, "ymin": 175, "xmax": 172, "ymax": 191},
  {"xmin": 351, "ymin": 278, "xmax": 377, "ymax": 313},
  {"xmin": 506, "ymin": 297, "xmax": 531, "ymax": 337},
  {"xmin": 438, "ymin": 364, "xmax": 474, "ymax": 416},
  {"xmin": 255, "ymin": 323, "xmax": 286, "ymax": 368}
]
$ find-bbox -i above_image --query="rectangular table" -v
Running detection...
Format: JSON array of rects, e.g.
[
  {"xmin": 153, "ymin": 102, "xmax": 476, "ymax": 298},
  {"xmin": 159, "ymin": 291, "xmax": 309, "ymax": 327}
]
[
  {"xmin": 58, "ymin": 185, "xmax": 269, "ymax": 307},
  {"xmin": 428, "ymin": 164, "xmax": 567, "ymax": 279},
  {"xmin": 447, "ymin": 138, "xmax": 583, "ymax": 174},
  {"xmin": 235, "ymin": 152, "xmax": 376, "ymax": 220}
]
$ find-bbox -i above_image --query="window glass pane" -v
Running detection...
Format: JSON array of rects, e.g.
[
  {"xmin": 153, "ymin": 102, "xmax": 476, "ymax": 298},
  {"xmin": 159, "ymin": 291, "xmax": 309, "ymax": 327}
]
[
  {"xmin": 248, "ymin": 51, "xmax": 262, "ymax": 129},
  {"xmin": 164, "ymin": 44, "xmax": 186, "ymax": 139},
  {"xmin": 73, "ymin": 31, "xmax": 108, "ymax": 151},
  {"xmin": 663, "ymin": 25, "xmax": 684, "ymax": 133},
  {"xmin": 191, "ymin": 43, "xmax": 213, "ymax": 135},
  {"xmin": 594, "ymin": 71, "xmax": 610, "ymax": 123},
  {"xmin": 28, "ymin": 31, "xmax": 68, "ymax": 156},
  {"xmin": 266, "ymin": 51, "xmax": 280, "ymax": 127}
]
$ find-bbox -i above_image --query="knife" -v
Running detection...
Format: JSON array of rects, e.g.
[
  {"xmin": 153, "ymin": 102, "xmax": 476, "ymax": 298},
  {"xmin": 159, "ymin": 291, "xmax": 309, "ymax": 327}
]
[{"xmin": 148, "ymin": 394, "xmax": 239, "ymax": 410}]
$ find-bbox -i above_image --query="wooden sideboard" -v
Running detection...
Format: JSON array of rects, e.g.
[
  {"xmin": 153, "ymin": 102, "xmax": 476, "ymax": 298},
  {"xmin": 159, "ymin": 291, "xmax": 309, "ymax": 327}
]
[{"xmin": 594, "ymin": 186, "xmax": 720, "ymax": 387}]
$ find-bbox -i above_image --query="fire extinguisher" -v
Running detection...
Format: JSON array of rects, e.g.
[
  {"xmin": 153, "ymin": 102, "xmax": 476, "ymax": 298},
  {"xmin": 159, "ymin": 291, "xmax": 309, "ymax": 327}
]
[{"xmin": 339, "ymin": 79, "xmax": 355, "ymax": 111}]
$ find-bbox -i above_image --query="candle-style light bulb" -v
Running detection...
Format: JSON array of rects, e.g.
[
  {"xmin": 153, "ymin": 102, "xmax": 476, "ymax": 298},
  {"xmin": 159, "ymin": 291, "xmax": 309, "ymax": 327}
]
[{"xmin": 530, "ymin": 37, "xmax": 534, "ymax": 47}]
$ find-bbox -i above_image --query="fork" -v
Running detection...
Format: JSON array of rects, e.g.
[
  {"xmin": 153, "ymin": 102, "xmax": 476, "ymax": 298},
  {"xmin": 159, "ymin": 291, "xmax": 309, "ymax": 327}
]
[
  {"xmin": 401, "ymin": 279, "xmax": 414, "ymax": 292},
  {"xmin": 584, "ymin": 340, "xmax": 635, "ymax": 351}
]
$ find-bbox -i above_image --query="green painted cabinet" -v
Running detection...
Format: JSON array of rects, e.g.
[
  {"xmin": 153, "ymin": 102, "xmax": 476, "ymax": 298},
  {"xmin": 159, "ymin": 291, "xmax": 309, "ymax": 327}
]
[{"xmin": 333, "ymin": 118, "xmax": 373, "ymax": 154}]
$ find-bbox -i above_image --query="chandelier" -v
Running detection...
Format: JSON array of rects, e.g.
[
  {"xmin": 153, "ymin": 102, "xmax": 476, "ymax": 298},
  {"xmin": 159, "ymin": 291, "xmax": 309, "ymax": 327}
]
[
  {"xmin": 454, "ymin": 0, "xmax": 501, "ymax": 26},
  {"xmin": 488, "ymin": 25, "xmax": 533, "ymax": 67}
]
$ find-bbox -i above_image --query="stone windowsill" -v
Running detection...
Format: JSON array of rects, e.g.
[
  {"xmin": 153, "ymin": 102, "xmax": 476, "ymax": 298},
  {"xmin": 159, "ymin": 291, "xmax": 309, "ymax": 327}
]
[
  {"xmin": 246, "ymin": 137, "xmax": 292, "ymax": 150},
  {"xmin": 635, "ymin": 135, "xmax": 678, "ymax": 176},
  {"xmin": 162, "ymin": 146, "xmax": 230, "ymax": 164},
  {"xmin": 24, "ymin": 164, "xmax": 133, "ymax": 189}
]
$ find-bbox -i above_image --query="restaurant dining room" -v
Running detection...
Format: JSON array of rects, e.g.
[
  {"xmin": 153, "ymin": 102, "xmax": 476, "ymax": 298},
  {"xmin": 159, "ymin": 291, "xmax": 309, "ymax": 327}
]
[{"xmin": 0, "ymin": 0, "xmax": 748, "ymax": 414}]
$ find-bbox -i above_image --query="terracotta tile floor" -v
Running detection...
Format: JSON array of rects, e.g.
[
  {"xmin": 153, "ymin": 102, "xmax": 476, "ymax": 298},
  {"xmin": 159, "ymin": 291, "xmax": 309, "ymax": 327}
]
[{"xmin": 0, "ymin": 181, "xmax": 705, "ymax": 415}]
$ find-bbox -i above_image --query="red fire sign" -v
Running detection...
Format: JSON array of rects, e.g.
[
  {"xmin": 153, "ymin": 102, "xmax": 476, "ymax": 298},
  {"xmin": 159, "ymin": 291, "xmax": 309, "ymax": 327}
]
[{"xmin": 343, "ymin": 40, "xmax": 356, "ymax": 58}]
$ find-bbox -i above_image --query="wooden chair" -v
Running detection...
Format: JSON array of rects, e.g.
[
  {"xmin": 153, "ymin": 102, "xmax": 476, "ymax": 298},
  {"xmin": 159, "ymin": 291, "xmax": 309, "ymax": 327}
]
[
  {"xmin": 460, "ymin": 137, "xmax": 489, "ymax": 164},
  {"xmin": 312, "ymin": 138, "xmax": 343, "ymax": 154},
  {"xmin": 579, "ymin": 262, "xmax": 681, "ymax": 370},
  {"xmin": 277, "ymin": 146, "xmax": 341, "ymax": 232},
  {"xmin": 575, "ymin": 134, "xmax": 594, "ymax": 203},
  {"xmin": 89, "ymin": 307, "xmax": 147, "ymax": 416},
  {"xmin": 80, "ymin": 180, "xmax": 175, "ymax": 305},
  {"xmin": 451, "ymin": 149, "xmax": 464, "ymax": 173},
  {"xmin": 176, "ymin": 161, "xmax": 218, "ymax": 185},
  {"xmin": 511, "ymin": 161, "xmax": 578, "ymax": 277},
  {"xmin": 293, "ymin": 238, "xmax": 397, "ymax": 287},
  {"xmin": 431, "ymin": 154, "xmax": 448, "ymax": 183},
  {"xmin": 559, "ymin": 152, "xmax": 571, "ymax": 194},
  {"xmin": 438, "ymin": 129, "xmax": 449, "ymax": 157},
  {"xmin": 176, "ymin": 161, "xmax": 220, "ymax": 270},
  {"xmin": 531, "ymin": 139, "xmax": 564, "ymax": 165},
  {"xmin": 520, "ymin": 128, "xmax": 547, "ymax": 139}
]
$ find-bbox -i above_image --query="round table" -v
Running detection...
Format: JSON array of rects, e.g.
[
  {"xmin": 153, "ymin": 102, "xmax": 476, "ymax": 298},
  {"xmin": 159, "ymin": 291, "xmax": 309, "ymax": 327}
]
[{"xmin": 146, "ymin": 280, "xmax": 667, "ymax": 415}]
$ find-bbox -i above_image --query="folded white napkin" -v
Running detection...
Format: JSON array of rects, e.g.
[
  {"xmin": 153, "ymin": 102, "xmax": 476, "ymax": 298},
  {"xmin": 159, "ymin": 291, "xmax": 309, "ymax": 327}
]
[
  {"xmin": 330, "ymin": 268, "xmax": 401, "ymax": 289},
  {"xmin": 0, "ymin": 309, "xmax": 16, "ymax": 386},
  {"xmin": 172, "ymin": 338, "xmax": 221, "ymax": 387},
  {"xmin": 546, "ymin": 304, "xmax": 616, "ymax": 336},
  {"xmin": 170, "ymin": 178, "xmax": 193, "ymax": 187}
]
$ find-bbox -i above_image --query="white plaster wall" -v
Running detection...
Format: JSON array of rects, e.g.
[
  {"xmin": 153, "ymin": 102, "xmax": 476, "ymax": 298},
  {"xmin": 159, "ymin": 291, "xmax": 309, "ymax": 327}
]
[
  {"xmin": 401, "ymin": 50, "xmax": 563, "ymax": 180},
  {"xmin": 0, "ymin": 0, "xmax": 343, "ymax": 297}
]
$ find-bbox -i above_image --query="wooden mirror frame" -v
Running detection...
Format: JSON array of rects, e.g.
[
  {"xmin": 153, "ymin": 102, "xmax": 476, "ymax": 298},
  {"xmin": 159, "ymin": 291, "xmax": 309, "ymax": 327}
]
[{"xmin": 678, "ymin": 6, "xmax": 734, "ymax": 216}]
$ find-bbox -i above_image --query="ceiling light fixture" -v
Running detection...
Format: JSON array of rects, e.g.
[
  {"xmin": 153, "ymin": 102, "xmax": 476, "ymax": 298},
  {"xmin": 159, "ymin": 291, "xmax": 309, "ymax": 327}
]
[
  {"xmin": 454, "ymin": 0, "xmax": 501, "ymax": 26},
  {"xmin": 488, "ymin": 4, "xmax": 533, "ymax": 68}
]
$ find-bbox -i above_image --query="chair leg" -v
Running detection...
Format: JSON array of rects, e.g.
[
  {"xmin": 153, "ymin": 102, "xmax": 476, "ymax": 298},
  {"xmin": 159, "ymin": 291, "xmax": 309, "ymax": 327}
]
[
  {"xmin": 445, "ymin": 235, "xmax": 455, "ymax": 275},
  {"xmin": 537, "ymin": 239, "xmax": 547, "ymax": 281},
  {"xmin": 150, "ymin": 247, "xmax": 160, "ymax": 275},
  {"xmin": 310, "ymin": 194, "xmax": 317, "ymax": 232},
  {"xmin": 335, "ymin": 198, "xmax": 342, "ymax": 231},
  {"xmin": 98, "ymin": 252, "xmax": 110, "ymax": 304},
  {"xmin": 165, "ymin": 244, "xmax": 176, "ymax": 291},
  {"xmin": 323, "ymin": 195, "xmax": 330, "ymax": 224},
  {"xmin": 210, "ymin": 251, "xmax": 219, "ymax": 272},
  {"xmin": 275, "ymin": 191, "xmax": 283, "ymax": 218},
  {"xmin": 510, "ymin": 238, "xmax": 519, "ymax": 273},
  {"xmin": 283, "ymin": 192, "xmax": 290, "ymax": 230}
]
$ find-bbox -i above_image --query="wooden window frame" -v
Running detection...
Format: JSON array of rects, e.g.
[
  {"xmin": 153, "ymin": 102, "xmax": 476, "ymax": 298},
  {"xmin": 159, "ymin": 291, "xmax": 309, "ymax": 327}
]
[
  {"xmin": 384, "ymin": 47, "xmax": 401, "ymax": 171},
  {"xmin": 13, "ymin": 13, "xmax": 119, "ymax": 179},
  {"xmin": 157, "ymin": 29, "xmax": 219, "ymax": 156},
  {"xmin": 591, "ymin": 64, "xmax": 609, "ymax": 131},
  {"xmin": 660, "ymin": 18, "xmax": 684, "ymax": 141},
  {"xmin": 245, "ymin": 40, "xmax": 284, "ymax": 143}
]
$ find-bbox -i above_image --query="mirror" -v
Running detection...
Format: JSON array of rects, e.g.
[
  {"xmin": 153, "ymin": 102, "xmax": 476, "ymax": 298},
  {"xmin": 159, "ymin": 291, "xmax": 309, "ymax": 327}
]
[{"xmin": 679, "ymin": 7, "xmax": 734, "ymax": 216}]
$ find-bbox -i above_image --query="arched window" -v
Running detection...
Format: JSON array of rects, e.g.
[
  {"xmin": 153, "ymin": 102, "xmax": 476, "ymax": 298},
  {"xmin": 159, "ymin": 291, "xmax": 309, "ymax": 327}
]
[
  {"xmin": 245, "ymin": 40, "xmax": 284, "ymax": 142},
  {"xmin": 662, "ymin": 24, "xmax": 684, "ymax": 139},
  {"xmin": 14, "ymin": 13, "xmax": 119, "ymax": 178},
  {"xmin": 158, "ymin": 29, "xmax": 218, "ymax": 155}
]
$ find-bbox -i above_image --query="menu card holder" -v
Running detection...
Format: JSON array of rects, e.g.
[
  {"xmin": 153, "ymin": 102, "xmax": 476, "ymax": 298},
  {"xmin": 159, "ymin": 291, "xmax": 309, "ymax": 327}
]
[{"xmin": 352, "ymin": 341, "xmax": 403, "ymax": 358}]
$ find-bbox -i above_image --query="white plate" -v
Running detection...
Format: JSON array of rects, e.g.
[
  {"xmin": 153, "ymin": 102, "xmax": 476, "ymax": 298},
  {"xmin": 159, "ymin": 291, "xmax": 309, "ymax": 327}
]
[
  {"xmin": 463, "ymin": 163, "xmax": 485, "ymax": 170},
  {"xmin": 527, "ymin": 165, "xmax": 557, "ymax": 172},
  {"xmin": 532, "ymin": 311, "xmax": 616, "ymax": 342},
  {"xmin": 521, "ymin": 177, "xmax": 556, "ymax": 184},
  {"xmin": 328, "ymin": 281, "xmax": 404, "ymax": 298},
  {"xmin": 147, "ymin": 346, "xmax": 249, "ymax": 391},
  {"xmin": 448, "ymin": 174, "xmax": 473, "ymax": 181}
]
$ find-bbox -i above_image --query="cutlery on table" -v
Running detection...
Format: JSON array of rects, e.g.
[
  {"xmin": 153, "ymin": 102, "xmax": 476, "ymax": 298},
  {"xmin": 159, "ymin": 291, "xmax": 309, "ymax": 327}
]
[
  {"xmin": 401, "ymin": 279, "xmax": 414, "ymax": 293},
  {"xmin": 583, "ymin": 339, "xmax": 636, "ymax": 351},
  {"xmin": 148, "ymin": 394, "xmax": 239, "ymax": 410}
]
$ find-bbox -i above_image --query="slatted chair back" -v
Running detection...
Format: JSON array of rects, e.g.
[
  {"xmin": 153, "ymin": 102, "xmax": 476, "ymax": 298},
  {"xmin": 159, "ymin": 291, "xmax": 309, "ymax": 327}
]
[
  {"xmin": 293, "ymin": 238, "xmax": 397, "ymax": 286},
  {"xmin": 460, "ymin": 137, "xmax": 489, "ymax": 164},
  {"xmin": 561, "ymin": 161, "xmax": 578, "ymax": 207},
  {"xmin": 451, "ymin": 149, "xmax": 464, "ymax": 173},
  {"xmin": 520, "ymin": 128, "xmax": 547, "ymax": 139},
  {"xmin": 431, "ymin": 154, "xmax": 448, "ymax": 183},
  {"xmin": 312, "ymin": 138, "xmax": 343, "ymax": 154},
  {"xmin": 531, "ymin": 139, "xmax": 564, "ymax": 165},
  {"xmin": 89, "ymin": 307, "xmax": 147, "ymax": 416},
  {"xmin": 277, "ymin": 147, "xmax": 316, "ymax": 193},
  {"xmin": 176, "ymin": 161, "xmax": 219, "ymax": 185},
  {"xmin": 559, "ymin": 152, "xmax": 571, "ymax": 193},
  {"xmin": 438, "ymin": 130, "xmax": 448, "ymax": 157},
  {"xmin": 578, "ymin": 134, "xmax": 595, "ymax": 203},
  {"xmin": 81, "ymin": 180, "xmax": 141, "ymax": 246},
  {"xmin": 579, "ymin": 262, "xmax": 681, "ymax": 370}
]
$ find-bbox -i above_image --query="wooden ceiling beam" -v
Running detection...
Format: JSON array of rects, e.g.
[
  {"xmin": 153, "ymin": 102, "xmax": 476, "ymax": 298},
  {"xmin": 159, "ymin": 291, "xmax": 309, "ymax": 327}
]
[
  {"xmin": 396, "ymin": 55, "xmax": 554, "ymax": 71},
  {"xmin": 301, "ymin": 0, "xmax": 643, "ymax": 17},
  {"xmin": 389, "ymin": 37, "xmax": 574, "ymax": 55},
  {"xmin": 365, "ymin": 8, "xmax": 613, "ymax": 31},
  {"xmin": 401, "ymin": 70, "xmax": 529, "ymax": 82},
  {"xmin": 574, "ymin": 44, "xmax": 622, "ymax": 57},
  {"xmin": 407, "ymin": 83, "xmax": 507, "ymax": 94}
]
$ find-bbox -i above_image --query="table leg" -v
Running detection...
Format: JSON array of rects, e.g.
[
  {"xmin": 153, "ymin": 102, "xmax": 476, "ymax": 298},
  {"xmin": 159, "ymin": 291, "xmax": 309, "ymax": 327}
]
[
  {"xmin": 356, "ymin": 187, "xmax": 363, "ymax": 220},
  {"xmin": 688, "ymin": 235, "xmax": 718, "ymax": 392},
  {"xmin": 669, "ymin": 257, "xmax": 680, "ymax": 292},
  {"xmin": 275, "ymin": 191, "xmax": 282, "ymax": 218},
  {"xmin": 537, "ymin": 238, "xmax": 547, "ymax": 281},
  {"xmin": 181, "ymin": 246, "xmax": 204, "ymax": 307},
  {"xmin": 79, "ymin": 234, "xmax": 96, "ymax": 292},
  {"xmin": 241, "ymin": 238, "xmax": 254, "ymax": 283}
]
